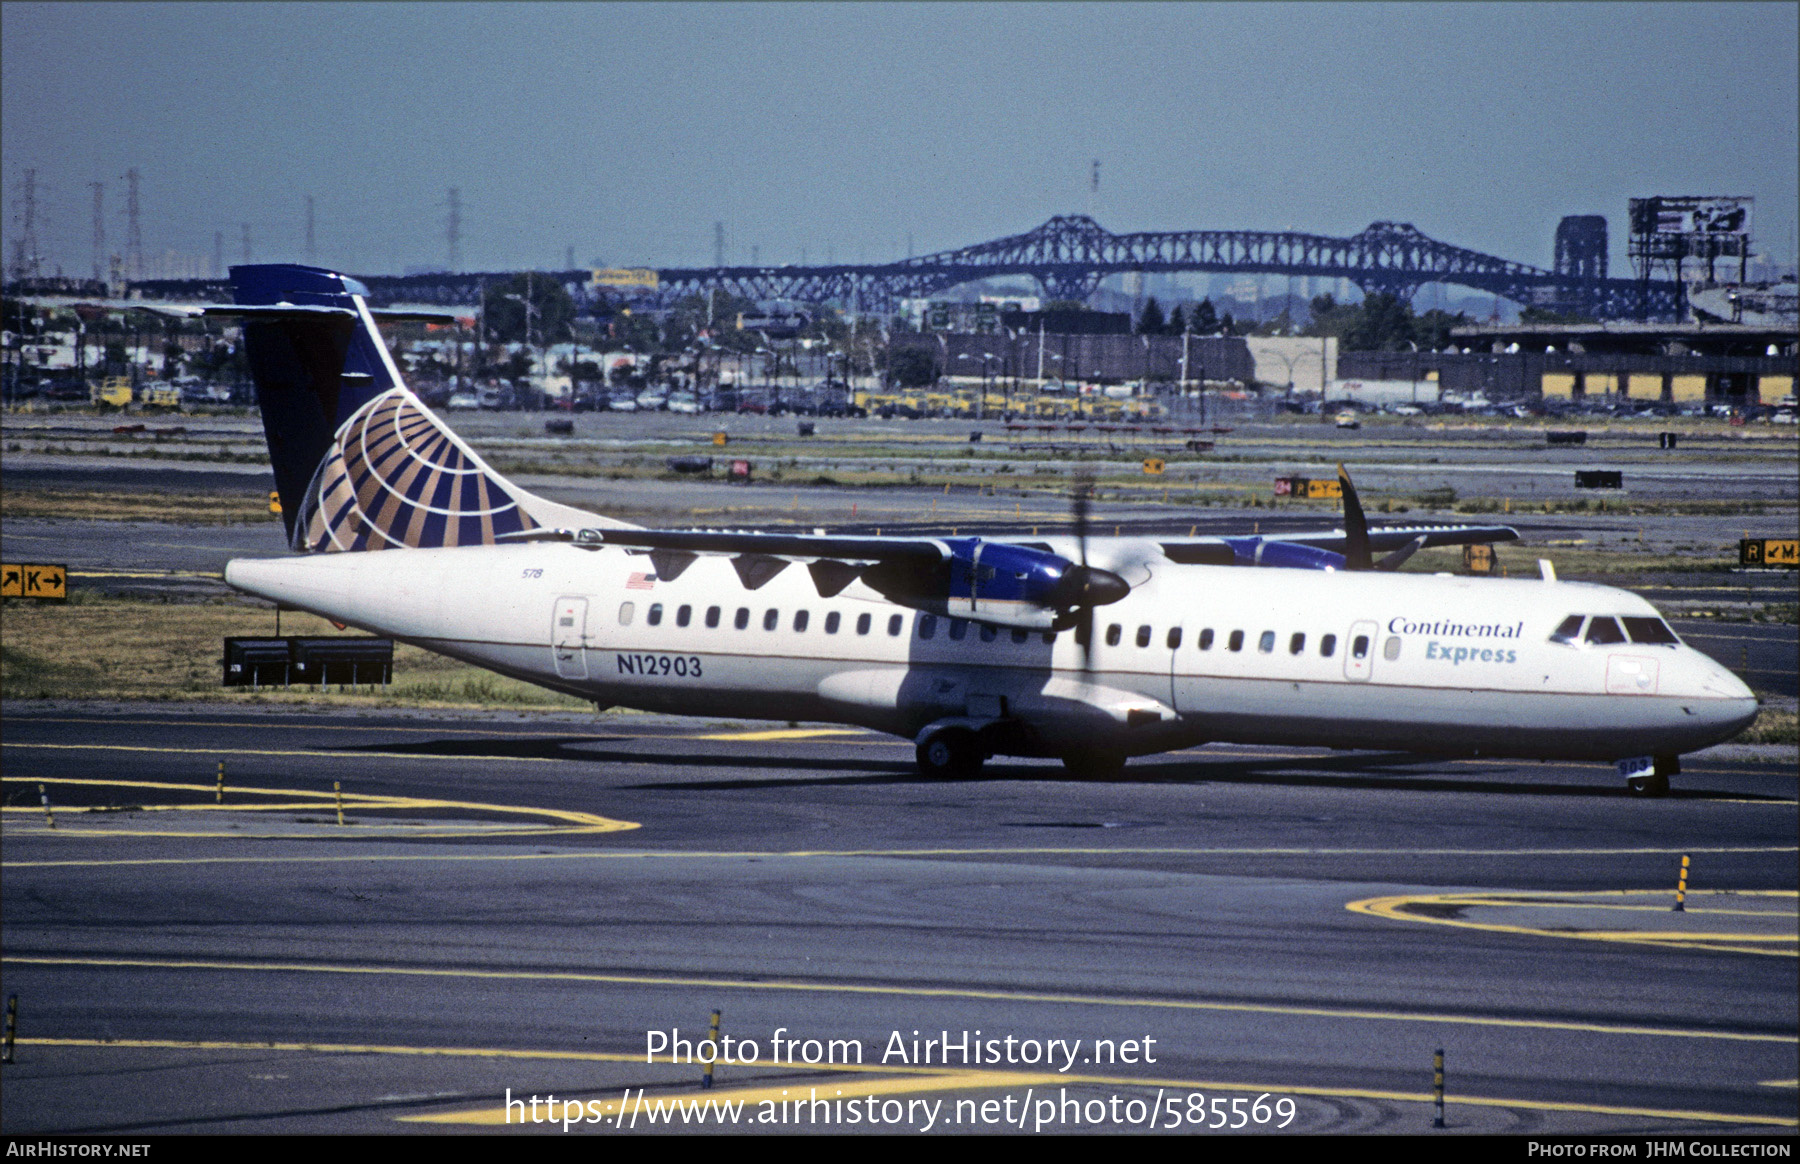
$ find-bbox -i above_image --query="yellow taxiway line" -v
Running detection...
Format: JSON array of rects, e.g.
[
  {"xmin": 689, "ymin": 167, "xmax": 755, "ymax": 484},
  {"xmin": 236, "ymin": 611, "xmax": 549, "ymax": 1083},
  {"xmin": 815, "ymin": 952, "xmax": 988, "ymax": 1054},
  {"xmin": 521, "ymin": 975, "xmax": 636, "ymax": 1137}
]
[{"xmin": 1349, "ymin": 890, "xmax": 1800, "ymax": 957}]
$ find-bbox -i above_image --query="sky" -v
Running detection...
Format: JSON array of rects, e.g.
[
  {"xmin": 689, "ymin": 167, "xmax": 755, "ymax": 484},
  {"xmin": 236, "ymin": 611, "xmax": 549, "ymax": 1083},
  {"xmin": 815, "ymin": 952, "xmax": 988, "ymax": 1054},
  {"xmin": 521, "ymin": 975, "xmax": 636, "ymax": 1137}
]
[{"xmin": 3, "ymin": 1, "xmax": 1796, "ymax": 284}]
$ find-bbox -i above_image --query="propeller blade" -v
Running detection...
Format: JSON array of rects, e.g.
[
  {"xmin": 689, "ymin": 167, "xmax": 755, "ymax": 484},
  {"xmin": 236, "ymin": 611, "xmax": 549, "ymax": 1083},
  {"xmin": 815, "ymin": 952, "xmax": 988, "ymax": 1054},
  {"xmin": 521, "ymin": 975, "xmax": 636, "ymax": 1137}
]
[
  {"xmin": 1337, "ymin": 463, "xmax": 1372, "ymax": 571},
  {"xmin": 1072, "ymin": 471, "xmax": 1095, "ymax": 674}
]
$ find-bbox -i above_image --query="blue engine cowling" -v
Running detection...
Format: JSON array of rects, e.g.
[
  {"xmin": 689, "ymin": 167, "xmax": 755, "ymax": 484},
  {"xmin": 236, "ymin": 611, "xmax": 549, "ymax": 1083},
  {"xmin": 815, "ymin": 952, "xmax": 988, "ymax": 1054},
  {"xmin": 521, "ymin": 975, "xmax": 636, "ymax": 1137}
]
[
  {"xmin": 1218, "ymin": 536, "xmax": 1347, "ymax": 571},
  {"xmin": 863, "ymin": 537, "xmax": 1129, "ymax": 629}
]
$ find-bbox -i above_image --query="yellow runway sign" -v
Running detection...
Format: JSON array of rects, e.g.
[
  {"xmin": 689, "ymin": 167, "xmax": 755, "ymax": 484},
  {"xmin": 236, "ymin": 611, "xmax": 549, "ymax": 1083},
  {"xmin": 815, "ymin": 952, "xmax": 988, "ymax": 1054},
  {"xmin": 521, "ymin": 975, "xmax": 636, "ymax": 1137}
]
[{"xmin": 1, "ymin": 562, "xmax": 67, "ymax": 600}]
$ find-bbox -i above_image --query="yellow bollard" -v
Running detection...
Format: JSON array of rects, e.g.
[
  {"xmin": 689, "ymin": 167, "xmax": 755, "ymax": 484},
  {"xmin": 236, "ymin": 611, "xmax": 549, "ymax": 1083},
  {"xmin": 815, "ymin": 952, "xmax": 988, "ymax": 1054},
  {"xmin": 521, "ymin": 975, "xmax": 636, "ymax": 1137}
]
[
  {"xmin": 1674, "ymin": 854, "xmax": 1689, "ymax": 912},
  {"xmin": 37, "ymin": 784, "xmax": 54, "ymax": 830},
  {"xmin": 701, "ymin": 1009, "xmax": 721, "ymax": 1090},
  {"xmin": 1432, "ymin": 1048, "xmax": 1445, "ymax": 1127},
  {"xmin": 217, "ymin": 761, "xmax": 225, "ymax": 804},
  {"xmin": 334, "ymin": 781, "xmax": 345, "ymax": 827}
]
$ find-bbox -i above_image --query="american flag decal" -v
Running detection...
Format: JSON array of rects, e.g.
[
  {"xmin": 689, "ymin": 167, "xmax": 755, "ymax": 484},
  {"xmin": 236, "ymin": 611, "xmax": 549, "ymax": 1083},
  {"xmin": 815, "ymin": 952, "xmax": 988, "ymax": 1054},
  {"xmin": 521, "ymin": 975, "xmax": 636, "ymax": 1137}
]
[{"xmin": 626, "ymin": 572, "xmax": 657, "ymax": 590}]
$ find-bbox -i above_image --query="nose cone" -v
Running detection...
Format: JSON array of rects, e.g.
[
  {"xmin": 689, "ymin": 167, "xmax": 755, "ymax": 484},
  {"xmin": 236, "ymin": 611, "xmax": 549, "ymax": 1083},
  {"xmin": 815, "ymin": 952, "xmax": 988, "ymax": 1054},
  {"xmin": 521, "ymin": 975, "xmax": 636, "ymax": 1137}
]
[
  {"xmin": 1693, "ymin": 654, "xmax": 1760, "ymax": 744},
  {"xmin": 1068, "ymin": 565, "xmax": 1130, "ymax": 608}
]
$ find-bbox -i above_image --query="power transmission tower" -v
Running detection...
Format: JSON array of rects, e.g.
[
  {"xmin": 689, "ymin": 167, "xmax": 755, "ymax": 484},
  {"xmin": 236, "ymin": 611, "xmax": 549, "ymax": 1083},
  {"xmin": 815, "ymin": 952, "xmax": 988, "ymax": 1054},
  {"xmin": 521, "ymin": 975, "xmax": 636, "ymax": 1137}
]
[
  {"xmin": 446, "ymin": 188, "xmax": 461, "ymax": 272},
  {"xmin": 124, "ymin": 168, "xmax": 143, "ymax": 280},
  {"xmin": 305, "ymin": 195, "xmax": 316, "ymax": 264},
  {"xmin": 90, "ymin": 182, "xmax": 105, "ymax": 282}
]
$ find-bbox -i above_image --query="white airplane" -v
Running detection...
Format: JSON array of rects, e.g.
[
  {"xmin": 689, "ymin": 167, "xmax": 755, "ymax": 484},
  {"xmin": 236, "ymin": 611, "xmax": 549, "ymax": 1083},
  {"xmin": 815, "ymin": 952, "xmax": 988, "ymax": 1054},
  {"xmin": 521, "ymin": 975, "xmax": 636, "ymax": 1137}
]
[{"xmin": 207, "ymin": 265, "xmax": 1755, "ymax": 797}]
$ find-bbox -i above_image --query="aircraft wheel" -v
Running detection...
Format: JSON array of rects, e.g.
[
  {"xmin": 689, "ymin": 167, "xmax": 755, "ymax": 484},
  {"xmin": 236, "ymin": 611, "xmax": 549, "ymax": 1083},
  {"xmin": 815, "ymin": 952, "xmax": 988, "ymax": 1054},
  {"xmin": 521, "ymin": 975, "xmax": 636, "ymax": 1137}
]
[
  {"xmin": 1061, "ymin": 749, "xmax": 1126, "ymax": 780},
  {"xmin": 1626, "ymin": 772, "xmax": 1669, "ymax": 797},
  {"xmin": 916, "ymin": 729, "xmax": 982, "ymax": 779}
]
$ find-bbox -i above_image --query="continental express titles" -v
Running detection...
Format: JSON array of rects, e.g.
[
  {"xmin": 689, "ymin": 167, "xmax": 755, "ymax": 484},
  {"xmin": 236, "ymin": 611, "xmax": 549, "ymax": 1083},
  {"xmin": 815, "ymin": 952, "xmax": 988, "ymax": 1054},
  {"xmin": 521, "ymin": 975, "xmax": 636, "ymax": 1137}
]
[{"xmin": 1391, "ymin": 617, "xmax": 1525, "ymax": 667}]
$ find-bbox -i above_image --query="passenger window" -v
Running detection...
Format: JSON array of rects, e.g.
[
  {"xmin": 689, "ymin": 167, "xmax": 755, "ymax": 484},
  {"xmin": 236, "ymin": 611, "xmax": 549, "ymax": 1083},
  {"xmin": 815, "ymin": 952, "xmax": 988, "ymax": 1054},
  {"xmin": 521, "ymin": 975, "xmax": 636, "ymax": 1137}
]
[
  {"xmin": 856, "ymin": 613, "xmax": 872, "ymax": 635},
  {"xmin": 1320, "ymin": 634, "xmax": 1336, "ymax": 657},
  {"xmin": 1351, "ymin": 634, "xmax": 1370, "ymax": 659},
  {"xmin": 1584, "ymin": 617, "xmax": 1625, "ymax": 645},
  {"xmin": 949, "ymin": 619, "xmax": 968, "ymax": 641},
  {"xmin": 1105, "ymin": 624, "xmax": 1122, "ymax": 647},
  {"xmin": 1011, "ymin": 628, "xmax": 1029, "ymax": 644},
  {"xmin": 1289, "ymin": 632, "xmax": 1305, "ymax": 655},
  {"xmin": 1549, "ymin": 615, "xmax": 1584, "ymax": 645},
  {"xmin": 979, "ymin": 623, "xmax": 997, "ymax": 642},
  {"xmin": 763, "ymin": 608, "xmax": 779, "ymax": 631},
  {"xmin": 824, "ymin": 611, "xmax": 840, "ymax": 634},
  {"xmin": 734, "ymin": 607, "xmax": 750, "ymax": 630},
  {"xmin": 647, "ymin": 603, "xmax": 663, "ymax": 627},
  {"xmin": 1198, "ymin": 628, "xmax": 1214, "ymax": 651},
  {"xmin": 793, "ymin": 610, "xmax": 809, "ymax": 633},
  {"xmin": 1257, "ymin": 630, "xmax": 1275, "ymax": 653},
  {"xmin": 1383, "ymin": 636, "xmax": 1402, "ymax": 661},
  {"xmin": 705, "ymin": 605, "xmax": 721, "ymax": 629},
  {"xmin": 1623, "ymin": 617, "xmax": 1679, "ymax": 645},
  {"xmin": 888, "ymin": 614, "xmax": 903, "ymax": 636},
  {"xmin": 618, "ymin": 602, "xmax": 635, "ymax": 625},
  {"xmin": 676, "ymin": 604, "xmax": 692, "ymax": 628},
  {"xmin": 1228, "ymin": 630, "xmax": 1244, "ymax": 652},
  {"xmin": 919, "ymin": 615, "xmax": 937, "ymax": 640},
  {"xmin": 1136, "ymin": 625, "xmax": 1151, "ymax": 648},
  {"xmin": 1166, "ymin": 627, "xmax": 1183, "ymax": 650}
]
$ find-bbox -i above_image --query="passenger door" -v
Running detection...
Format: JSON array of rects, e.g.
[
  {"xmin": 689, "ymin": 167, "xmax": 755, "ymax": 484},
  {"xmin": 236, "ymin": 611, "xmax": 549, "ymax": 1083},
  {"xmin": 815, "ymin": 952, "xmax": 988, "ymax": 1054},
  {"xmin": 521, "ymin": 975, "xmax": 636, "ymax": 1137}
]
[{"xmin": 552, "ymin": 596, "xmax": 589, "ymax": 681}]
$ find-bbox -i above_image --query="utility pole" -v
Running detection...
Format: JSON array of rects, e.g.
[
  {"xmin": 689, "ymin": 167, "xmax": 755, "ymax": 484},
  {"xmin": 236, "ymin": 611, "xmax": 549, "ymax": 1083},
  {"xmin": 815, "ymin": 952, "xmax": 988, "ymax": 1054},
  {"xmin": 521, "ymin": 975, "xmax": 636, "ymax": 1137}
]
[
  {"xmin": 305, "ymin": 195, "xmax": 316, "ymax": 265},
  {"xmin": 446, "ymin": 187, "xmax": 461, "ymax": 273},
  {"xmin": 124, "ymin": 168, "xmax": 143, "ymax": 281},
  {"xmin": 89, "ymin": 182, "xmax": 106, "ymax": 283}
]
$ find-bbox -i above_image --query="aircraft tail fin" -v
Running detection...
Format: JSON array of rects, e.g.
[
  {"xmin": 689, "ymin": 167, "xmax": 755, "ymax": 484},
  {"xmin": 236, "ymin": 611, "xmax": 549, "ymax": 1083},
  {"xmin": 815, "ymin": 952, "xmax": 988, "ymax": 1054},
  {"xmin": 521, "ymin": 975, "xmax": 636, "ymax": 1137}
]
[{"xmin": 225, "ymin": 263, "xmax": 625, "ymax": 552}]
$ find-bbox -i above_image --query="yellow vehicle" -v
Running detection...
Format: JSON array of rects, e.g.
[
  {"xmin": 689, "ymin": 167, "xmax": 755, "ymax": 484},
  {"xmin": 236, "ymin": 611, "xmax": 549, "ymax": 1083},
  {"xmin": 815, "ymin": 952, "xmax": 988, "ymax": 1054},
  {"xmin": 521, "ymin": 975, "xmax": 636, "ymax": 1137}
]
[
  {"xmin": 144, "ymin": 383, "xmax": 182, "ymax": 408},
  {"xmin": 91, "ymin": 377, "xmax": 133, "ymax": 407}
]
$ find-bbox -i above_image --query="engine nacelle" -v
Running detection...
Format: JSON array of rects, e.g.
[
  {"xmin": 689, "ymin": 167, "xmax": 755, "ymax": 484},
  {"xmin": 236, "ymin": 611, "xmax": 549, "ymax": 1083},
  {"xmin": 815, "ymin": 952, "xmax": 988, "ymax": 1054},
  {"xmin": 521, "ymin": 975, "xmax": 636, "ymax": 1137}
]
[
  {"xmin": 1219, "ymin": 536, "xmax": 1345, "ymax": 571},
  {"xmin": 861, "ymin": 537, "xmax": 1128, "ymax": 630}
]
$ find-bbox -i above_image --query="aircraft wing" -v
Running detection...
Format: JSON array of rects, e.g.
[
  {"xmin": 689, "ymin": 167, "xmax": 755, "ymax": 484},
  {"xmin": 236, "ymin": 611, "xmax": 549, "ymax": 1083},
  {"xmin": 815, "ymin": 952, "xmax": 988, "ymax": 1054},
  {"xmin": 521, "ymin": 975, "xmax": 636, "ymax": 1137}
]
[{"xmin": 1159, "ymin": 523, "xmax": 1518, "ymax": 564}]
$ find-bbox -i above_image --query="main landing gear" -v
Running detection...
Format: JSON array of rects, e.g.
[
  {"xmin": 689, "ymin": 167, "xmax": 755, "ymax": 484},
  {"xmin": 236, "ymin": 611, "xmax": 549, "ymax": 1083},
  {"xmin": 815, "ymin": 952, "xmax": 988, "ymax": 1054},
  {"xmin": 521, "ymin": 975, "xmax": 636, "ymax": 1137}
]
[{"xmin": 915, "ymin": 726, "xmax": 985, "ymax": 779}]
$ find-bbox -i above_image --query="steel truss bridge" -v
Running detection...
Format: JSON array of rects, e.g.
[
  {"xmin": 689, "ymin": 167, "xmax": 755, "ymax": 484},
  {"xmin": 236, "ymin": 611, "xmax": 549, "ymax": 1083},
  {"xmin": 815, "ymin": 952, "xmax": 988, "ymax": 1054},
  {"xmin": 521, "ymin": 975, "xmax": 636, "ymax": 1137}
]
[{"xmin": 117, "ymin": 215, "xmax": 1681, "ymax": 320}]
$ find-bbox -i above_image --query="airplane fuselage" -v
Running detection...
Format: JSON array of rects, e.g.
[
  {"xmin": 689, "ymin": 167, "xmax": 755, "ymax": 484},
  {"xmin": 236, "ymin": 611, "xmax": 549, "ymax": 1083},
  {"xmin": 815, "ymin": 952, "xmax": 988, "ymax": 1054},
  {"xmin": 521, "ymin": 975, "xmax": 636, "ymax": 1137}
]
[{"xmin": 226, "ymin": 540, "xmax": 1758, "ymax": 767}]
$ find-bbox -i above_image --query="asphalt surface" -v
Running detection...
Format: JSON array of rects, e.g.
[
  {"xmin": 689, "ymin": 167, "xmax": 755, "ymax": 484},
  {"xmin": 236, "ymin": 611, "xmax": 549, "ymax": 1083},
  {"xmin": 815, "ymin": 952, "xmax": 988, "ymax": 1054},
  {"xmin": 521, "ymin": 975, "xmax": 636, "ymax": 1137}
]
[{"xmin": 1, "ymin": 706, "xmax": 1795, "ymax": 1135}]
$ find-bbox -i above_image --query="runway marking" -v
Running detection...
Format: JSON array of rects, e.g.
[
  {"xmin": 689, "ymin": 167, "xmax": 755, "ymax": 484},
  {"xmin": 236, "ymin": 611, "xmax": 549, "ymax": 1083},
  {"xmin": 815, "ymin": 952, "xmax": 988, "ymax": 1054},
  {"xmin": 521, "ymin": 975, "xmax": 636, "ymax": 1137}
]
[
  {"xmin": 5, "ymin": 844, "xmax": 1794, "ymax": 870},
  {"xmin": 6, "ymin": 955, "xmax": 1791, "ymax": 1045},
  {"xmin": 1762, "ymin": 1080, "xmax": 1799, "ymax": 1089},
  {"xmin": 1348, "ymin": 890, "xmax": 1800, "ymax": 957},
  {"xmin": 12, "ymin": 1038, "xmax": 1792, "ymax": 1129},
  {"xmin": 0, "ymin": 776, "xmax": 638, "ymax": 836}
]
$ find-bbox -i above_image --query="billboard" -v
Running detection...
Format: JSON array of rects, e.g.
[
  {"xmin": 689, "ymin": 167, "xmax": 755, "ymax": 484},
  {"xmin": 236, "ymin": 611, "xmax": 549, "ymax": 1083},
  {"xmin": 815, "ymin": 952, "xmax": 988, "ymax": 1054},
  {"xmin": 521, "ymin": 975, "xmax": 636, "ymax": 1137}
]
[
  {"xmin": 589, "ymin": 268, "xmax": 660, "ymax": 290},
  {"xmin": 1630, "ymin": 197, "xmax": 1753, "ymax": 237}
]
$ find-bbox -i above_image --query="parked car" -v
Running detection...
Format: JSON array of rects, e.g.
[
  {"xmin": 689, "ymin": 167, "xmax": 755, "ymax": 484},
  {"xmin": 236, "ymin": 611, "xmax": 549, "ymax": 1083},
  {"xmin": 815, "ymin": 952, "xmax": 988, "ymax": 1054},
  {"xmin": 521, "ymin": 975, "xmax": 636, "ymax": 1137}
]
[{"xmin": 666, "ymin": 391, "xmax": 701, "ymax": 415}]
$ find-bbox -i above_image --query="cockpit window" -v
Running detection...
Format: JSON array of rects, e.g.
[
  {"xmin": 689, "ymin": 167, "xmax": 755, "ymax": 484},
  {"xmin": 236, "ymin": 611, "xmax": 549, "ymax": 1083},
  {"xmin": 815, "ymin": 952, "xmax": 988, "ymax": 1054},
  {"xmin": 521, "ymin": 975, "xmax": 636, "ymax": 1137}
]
[
  {"xmin": 1549, "ymin": 615, "xmax": 1584, "ymax": 645},
  {"xmin": 1584, "ymin": 616, "xmax": 1626, "ymax": 645},
  {"xmin": 1623, "ymin": 617, "xmax": 1679, "ymax": 645}
]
